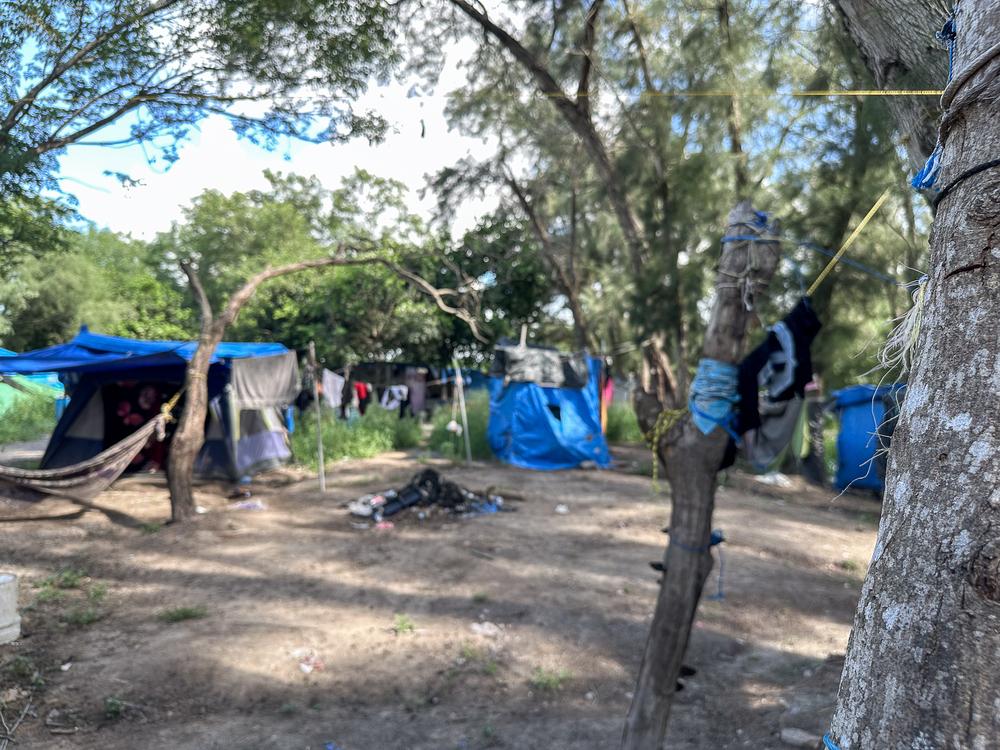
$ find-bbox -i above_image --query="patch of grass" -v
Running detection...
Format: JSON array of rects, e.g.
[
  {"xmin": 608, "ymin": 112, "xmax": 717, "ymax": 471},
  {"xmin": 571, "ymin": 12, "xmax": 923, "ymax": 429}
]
[
  {"xmin": 4, "ymin": 656, "xmax": 39, "ymax": 683},
  {"xmin": 158, "ymin": 605, "xmax": 208, "ymax": 623},
  {"xmin": 290, "ymin": 406, "xmax": 423, "ymax": 467},
  {"xmin": 836, "ymin": 559, "xmax": 861, "ymax": 573},
  {"xmin": 460, "ymin": 643, "xmax": 483, "ymax": 661},
  {"xmin": 87, "ymin": 583, "xmax": 108, "ymax": 604},
  {"xmin": 483, "ymin": 660, "xmax": 500, "ymax": 676},
  {"xmin": 471, "ymin": 592, "xmax": 490, "ymax": 604},
  {"xmin": 35, "ymin": 585, "xmax": 65, "ymax": 603},
  {"xmin": 63, "ymin": 607, "xmax": 102, "ymax": 626},
  {"xmin": 0, "ymin": 389, "xmax": 57, "ymax": 444},
  {"xmin": 605, "ymin": 402, "xmax": 644, "ymax": 444},
  {"xmin": 392, "ymin": 613, "xmax": 415, "ymax": 634},
  {"xmin": 104, "ymin": 696, "xmax": 125, "ymax": 720},
  {"xmin": 139, "ymin": 522, "xmax": 162, "ymax": 535},
  {"xmin": 427, "ymin": 390, "xmax": 492, "ymax": 460},
  {"xmin": 278, "ymin": 702, "xmax": 299, "ymax": 716},
  {"xmin": 40, "ymin": 568, "xmax": 87, "ymax": 590},
  {"xmin": 529, "ymin": 667, "xmax": 571, "ymax": 692}
]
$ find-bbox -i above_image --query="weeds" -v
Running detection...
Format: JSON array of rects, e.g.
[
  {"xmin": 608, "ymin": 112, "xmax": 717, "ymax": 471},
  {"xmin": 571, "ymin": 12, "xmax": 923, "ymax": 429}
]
[
  {"xmin": 63, "ymin": 607, "xmax": 103, "ymax": 626},
  {"xmin": 104, "ymin": 696, "xmax": 125, "ymax": 719},
  {"xmin": 139, "ymin": 522, "xmax": 162, "ymax": 534},
  {"xmin": 529, "ymin": 667, "xmax": 571, "ymax": 692},
  {"xmin": 428, "ymin": 391, "xmax": 492, "ymax": 460},
  {"xmin": 392, "ymin": 613, "xmax": 415, "ymax": 634},
  {"xmin": 158, "ymin": 605, "xmax": 208, "ymax": 623}
]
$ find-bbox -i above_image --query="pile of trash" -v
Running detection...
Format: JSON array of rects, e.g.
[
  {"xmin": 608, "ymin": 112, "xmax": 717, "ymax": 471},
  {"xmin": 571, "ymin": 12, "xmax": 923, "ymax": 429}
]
[{"xmin": 348, "ymin": 469, "xmax": 510, "ymax": 523}]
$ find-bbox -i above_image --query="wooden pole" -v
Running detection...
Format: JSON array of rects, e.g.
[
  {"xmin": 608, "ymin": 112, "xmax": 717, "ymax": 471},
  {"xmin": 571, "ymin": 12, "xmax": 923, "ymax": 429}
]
[
  {"xmin": 453, "ymin": 358, "xmax": 473, "ymax": 465},
  {"xmin": 308, "ymin": 341, "xmax": 326, "ymax": 492}
]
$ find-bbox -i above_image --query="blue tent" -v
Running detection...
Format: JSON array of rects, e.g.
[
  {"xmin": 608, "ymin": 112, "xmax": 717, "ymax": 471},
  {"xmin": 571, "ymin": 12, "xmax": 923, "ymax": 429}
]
[
  {"xmin": 487, "ymin": 354, "xmax": 610, "ymax": 471},
  {"xmin": 832, "ymin": 384, "xmax": 904, "ymax": 492},
  {"xmin": 0, "ymin": 328, "xmax": 298, "ymax": 480}
]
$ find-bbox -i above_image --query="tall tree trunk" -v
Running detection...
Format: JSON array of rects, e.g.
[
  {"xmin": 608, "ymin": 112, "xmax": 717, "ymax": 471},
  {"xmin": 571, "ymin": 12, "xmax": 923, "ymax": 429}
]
[
  {"xmin": 829, "ymin": 1, "xmax": 1000, "ymax": 745},
  {"xmin": 831, "ymin": 0, "xmax": 949, "ymax": 170},
  {"xmin": 622, "ymin": 202, "xmax": 782, "ymax": 748}
]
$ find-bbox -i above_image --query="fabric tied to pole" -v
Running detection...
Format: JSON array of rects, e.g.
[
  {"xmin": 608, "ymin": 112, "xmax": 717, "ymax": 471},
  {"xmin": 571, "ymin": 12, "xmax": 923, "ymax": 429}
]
[{"xmin": 688, "ymin": 359, "xmax": 739, "ymax": 438}]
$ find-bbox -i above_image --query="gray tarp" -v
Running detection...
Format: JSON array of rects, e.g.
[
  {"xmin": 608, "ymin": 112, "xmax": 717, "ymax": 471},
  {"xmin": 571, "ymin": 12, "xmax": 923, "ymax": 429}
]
[
  {"xmin": 229, "ymin": 352, "xmax": 299, "ymax": 409},
  {"xmin": 489, "ymin": 343, "xmax": 589, "ymax": 389}
]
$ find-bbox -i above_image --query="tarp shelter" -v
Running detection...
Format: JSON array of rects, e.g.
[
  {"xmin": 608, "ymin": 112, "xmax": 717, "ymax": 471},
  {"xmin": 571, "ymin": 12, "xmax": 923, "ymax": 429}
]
[
  {"xmin": 0, "ymin": 328, "xmax": 299, "ymax": 480},
  {"xmin": 832, "ymin": 384, "xmax": 904, "ymax": 493},
  {"xmin": 487, "ymin": 343, "xmax": 610, "ymax": 470}
]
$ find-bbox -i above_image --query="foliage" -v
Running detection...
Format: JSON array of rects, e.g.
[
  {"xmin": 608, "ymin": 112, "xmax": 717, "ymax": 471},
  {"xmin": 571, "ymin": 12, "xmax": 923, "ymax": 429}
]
[
  {"xmin": 605, "ymin": 403, "xmax": 644, "ymax": 445},
  {"xmin": 159, "ymin": 605, "xmax": 209, "ymax": 623},
  {"xmin": 290, "ymin": 406, "xmax": 422, "ymax": 467},
  {"xmin": 529, "ymin": 666, "xmax": 571, "ymax": 692},
  {"xmin": 0, "ymin": 0, "xmax": 401, "ymax": 199},
  {"xmin": 0, "ymin": 390, "xmax": 57, "ymax": 445},
  {"xmin": 392, "ymin": 613, "xmax": 415, "ymax": 634},
  {"xmin": 427, "ymin": 390, "xmax": 492, "ymax": 460}
]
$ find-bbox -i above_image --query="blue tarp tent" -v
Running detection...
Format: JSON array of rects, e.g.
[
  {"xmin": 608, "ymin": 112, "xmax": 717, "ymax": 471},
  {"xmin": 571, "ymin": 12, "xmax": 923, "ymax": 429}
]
[
  {"xmin": 487, "ymin": 351, "xmax": 610, "ymax": 471},
  {"xmin": 0, "ymin": 327, "xmax": 299, "ymax": 480},
  {"xmin": 833, "ymin": 384, "xmax": 904, "ymax": 492}
]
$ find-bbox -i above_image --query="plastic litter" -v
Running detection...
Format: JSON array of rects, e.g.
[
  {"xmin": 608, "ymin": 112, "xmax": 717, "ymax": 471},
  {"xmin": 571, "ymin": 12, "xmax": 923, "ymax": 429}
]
[
  {"xmin": 470, "ymin": 621, "xmax": 502, "ymax": 638},
  {"xmin": 291, "ymin": 648, "xmax": 324, "ymax": 674},
  {"xmin": 554, "ymin": 504, "xmax": 570, "ymax": 515},
  {"xmin": 230, "ymin": 499, "xmax": 267, "ymax": 511},
  {"xmin": 349, "ymin": 470, "xmax": 513, "ymax": 524},
  {"xmin": 753, "ymin": 472, "xmax": 793, "ymax": 488}
]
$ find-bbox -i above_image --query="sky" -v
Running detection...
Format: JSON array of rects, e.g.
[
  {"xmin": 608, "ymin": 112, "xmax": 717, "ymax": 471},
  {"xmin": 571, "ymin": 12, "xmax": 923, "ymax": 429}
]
[{"xmin": 55, "ymin": 40, "xmax": 499, "ymax": 241}]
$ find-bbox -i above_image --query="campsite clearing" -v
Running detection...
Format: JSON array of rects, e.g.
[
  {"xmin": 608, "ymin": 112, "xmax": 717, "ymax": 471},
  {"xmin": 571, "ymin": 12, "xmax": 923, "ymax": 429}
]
[{"xmin": 1, "ymin": 448, "xmax": 877, "ymax": 749}]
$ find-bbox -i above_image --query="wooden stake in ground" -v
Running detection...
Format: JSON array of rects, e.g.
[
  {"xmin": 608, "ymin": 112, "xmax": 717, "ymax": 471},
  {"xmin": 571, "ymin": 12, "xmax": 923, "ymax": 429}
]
[
  {"xmin": 453, "ymin": 358, "xmax": 473, "ymax": 465},
  {"xmin": 308, "ymin": 341, "xmax": 326, "ymax": 493},
  {"xmin": 622, "ymin": 201, "xmax": 781, "ymax": 748}
]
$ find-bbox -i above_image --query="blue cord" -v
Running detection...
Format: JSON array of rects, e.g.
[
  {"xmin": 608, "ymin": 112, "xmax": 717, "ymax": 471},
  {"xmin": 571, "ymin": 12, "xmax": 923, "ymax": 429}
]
[
  {"xmin": 913, "ymin": 9, "xmax": 957, "ymax": 192},
  {"xmin": 823, "ymin": 735, "xmax": 840, "ymax": 750}
]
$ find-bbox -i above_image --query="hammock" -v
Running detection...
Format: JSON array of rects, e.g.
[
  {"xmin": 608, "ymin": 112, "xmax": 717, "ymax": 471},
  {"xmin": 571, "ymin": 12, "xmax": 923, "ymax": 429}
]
[{"xmin": 0, "ymin": 414, "xmax": 167, "ymax": 502}]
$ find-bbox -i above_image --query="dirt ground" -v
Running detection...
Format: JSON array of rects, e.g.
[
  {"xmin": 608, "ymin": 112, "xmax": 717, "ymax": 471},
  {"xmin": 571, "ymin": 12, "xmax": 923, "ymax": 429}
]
[{"xmin": 0, "ymin": 447, "xmax": 879, "ymax": 749}]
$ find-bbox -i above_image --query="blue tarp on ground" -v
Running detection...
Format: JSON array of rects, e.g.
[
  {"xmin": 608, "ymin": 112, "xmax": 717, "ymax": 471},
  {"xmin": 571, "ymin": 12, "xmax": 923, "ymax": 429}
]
[
  {"xmin": 833, "ymin": 384, "xmax": 904, "ymax": 492},
  {"xmin": 487, "ymin": 356, "xmax": 610, "ymax": 471}
]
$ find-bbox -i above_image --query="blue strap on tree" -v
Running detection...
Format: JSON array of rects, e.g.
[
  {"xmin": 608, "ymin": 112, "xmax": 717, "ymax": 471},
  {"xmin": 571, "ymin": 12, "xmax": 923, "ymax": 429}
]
[
  {"xmin": 689, "ymin": 358, "xmax": 740, "ymax": 440},
  {"xmin": 823, "ymin": 735, "xmax": 841, "ymax": 750},
  {"xmin": 912, "ymin": 12, "xmax": 957, "ymax": 192}
]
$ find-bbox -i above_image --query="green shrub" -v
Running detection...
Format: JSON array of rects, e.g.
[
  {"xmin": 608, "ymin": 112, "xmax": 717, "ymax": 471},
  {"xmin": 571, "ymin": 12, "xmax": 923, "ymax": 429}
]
[
  {"xmin": 290, "ymin": 406, "xmax": 422, "ymax": 467},
  {"xmin": 427, "ymin": 390, "xmax": 492, "ymax": 460},
  {"xmin": 159, "ymin": 605, "xmax": 208, "ymax": 623},
  {"xmin": 605, "ymin": 402, "xmax": 644, "ymax": 444},
  {"xmin": 0, "ymin": 390, "xmax": 57, "ymax": 444}
]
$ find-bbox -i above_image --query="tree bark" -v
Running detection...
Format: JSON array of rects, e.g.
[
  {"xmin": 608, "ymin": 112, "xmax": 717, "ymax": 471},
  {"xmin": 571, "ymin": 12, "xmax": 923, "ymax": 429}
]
[
  {"xmin": 622, "ymin": 202, "xmax": 782, "ymax": 748},
  {"xmin": 829, "ymin": 1, "xmax": 1000, "ymax": 745},
  {"xmin": 830, "ymin": 0, "xmax": 950, "ymax": 170}
]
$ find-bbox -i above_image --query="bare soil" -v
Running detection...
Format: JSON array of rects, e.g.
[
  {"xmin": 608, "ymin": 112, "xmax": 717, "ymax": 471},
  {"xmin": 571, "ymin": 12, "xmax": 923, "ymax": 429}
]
[{"xmin": 0, "ymin": 447, "xmax": 878, "ymax": 749}]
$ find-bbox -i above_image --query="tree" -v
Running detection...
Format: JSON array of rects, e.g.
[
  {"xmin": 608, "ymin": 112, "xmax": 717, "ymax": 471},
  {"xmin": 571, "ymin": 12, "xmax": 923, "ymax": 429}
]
[
  {"xmin": 0, "ymin": 0, "xmax": 399, "ymax": 210},
  {"xmin": 826, "ymin": 0, "xmax": 1000, "ymax": 745},
  {"xmin": 168, "ymin": 250, "xmax": 486, "ymax": 521}
]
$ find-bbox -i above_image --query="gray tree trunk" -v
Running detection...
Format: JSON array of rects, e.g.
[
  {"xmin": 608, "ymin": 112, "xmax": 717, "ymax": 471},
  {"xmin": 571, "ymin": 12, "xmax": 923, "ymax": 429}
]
[
  {"xmin": 829, "ymin": 1, "xmax": 1000, "ymax": 746},
  {"xmin": 831, "ymin": 0, "xmax": 950, "ymax": 170},
  {"xmin": 622, "ymin": 202, "xmax": 782, "ymax": 748}
]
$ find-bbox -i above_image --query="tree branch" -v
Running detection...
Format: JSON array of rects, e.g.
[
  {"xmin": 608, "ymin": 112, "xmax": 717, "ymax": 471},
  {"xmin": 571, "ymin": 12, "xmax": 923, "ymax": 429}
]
[
  {"xmin": 1, "ymin": 0, "xmax": 184, "ymax": 135},
  {"xmin": 576, "ymin": 0, "xmax": 606, "ymax": 115},
  {"xmin": 180, "ymin": 262, "xmax": 213, "ymax": 330}
]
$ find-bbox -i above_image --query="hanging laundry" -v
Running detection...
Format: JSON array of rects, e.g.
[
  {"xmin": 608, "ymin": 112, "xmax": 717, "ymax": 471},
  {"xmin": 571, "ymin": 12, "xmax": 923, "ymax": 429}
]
[
  {"xmin": 734, "ymin": 297, "xmax": 821, "ymax": 436},
  {"xmin": 353, "ymin": 381, "xmax": 371, "ymax": 416},
  {"xmin": 404, "ymin": 367, "xmax": 427, "ymax": 417},
  {"xmin": 380, "ymin": 384, "xmax": 409, "ymax": 411},
  {"xmin": 742, "ymin": 395, "xmax": 805, "ymax": 470},
  {"xmin": 321, "ymin": 369, "xmax": 345, "ymax": 410}
]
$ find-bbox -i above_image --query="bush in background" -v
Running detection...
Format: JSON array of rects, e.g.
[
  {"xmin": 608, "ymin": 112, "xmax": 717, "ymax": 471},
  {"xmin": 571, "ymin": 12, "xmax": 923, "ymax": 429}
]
[
  {"xmin": 290, "ymin": 405, "xmax": 421, "ymax": 468},
  {"xmin": 427, "ymin": 390, "xmax": 492, "ymax": 460},
  {"xmin": 0, "ymin": 391, "xmax": 57, "ymax": 444},
  {"xmin": 605, "ymin": 402, "xmax": 644, "ymax": 444}
]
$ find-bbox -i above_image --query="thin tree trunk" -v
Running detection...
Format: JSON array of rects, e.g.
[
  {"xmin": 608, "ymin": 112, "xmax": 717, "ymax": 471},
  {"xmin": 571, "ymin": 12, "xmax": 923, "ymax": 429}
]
[
  {"xmin": 622, "ymin": 202, "xmax": 782, "ymax": 748},
  {"xmin": 829, "ymin": 1, "xmax": 1000, "ymax": 745}
]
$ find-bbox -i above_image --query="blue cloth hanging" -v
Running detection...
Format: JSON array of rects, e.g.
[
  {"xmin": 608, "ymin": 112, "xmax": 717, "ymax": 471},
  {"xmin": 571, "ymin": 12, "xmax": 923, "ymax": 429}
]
[{"xmin": 688, "ymin": 359, "xmax": 739, "ymax": 438}]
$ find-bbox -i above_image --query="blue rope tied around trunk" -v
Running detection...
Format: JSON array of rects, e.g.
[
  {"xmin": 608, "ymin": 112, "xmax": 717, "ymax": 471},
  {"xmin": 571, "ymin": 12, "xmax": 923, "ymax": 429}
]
[
  {"xmin": 823, "ymin": 734, "xmax": 841, "ymax": 750},
  {"xmin": 912, "ymin": 10, "xmax": 957, "ymax": 192}
]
